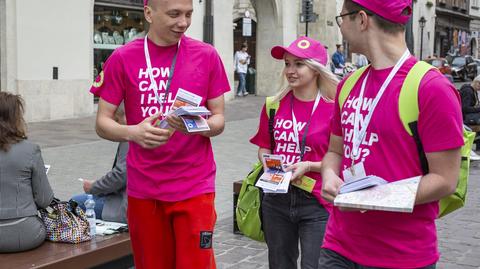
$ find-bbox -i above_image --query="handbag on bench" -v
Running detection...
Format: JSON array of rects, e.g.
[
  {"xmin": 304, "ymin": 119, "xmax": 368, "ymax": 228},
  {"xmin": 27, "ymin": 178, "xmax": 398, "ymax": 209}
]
[{"xmin": 39, "ymin": 198, "xmax": 91, "ymax": 243}]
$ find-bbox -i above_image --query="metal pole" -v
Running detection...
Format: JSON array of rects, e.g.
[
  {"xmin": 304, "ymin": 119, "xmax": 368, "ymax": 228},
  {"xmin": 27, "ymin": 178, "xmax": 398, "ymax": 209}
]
[
  {"xmin": 203, "ymin": 0, "xmax": 213, "ymax": 45},
  {"xmin": 306, "ymin": 21, "xmax": 309, "ymax": 36},
  {"xmin": 405, "ymin": 11, "xmax": 414, "ymax": 54},
  {"xmin": 420, "ymin": 26, "xmax": 424, "ymax": 60}
]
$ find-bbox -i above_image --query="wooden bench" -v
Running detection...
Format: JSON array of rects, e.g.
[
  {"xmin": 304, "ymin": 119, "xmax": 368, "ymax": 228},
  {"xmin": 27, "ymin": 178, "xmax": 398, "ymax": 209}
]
[
  {"xmin": 468, "ymin": 124, "xmax": 480, "ymax": 133},
  {"xmin": 233, "ymin": 180, "xmax": 243, "ymax": 234},
  {"xmin": 0, "ymin": 233, "xmax": 133, "ymax": 269}
]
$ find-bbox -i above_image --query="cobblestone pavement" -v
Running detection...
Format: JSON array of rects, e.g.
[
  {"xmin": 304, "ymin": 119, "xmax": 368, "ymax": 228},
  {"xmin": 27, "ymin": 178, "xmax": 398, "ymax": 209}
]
[{"xmin": 27, "ymin": 95, "xmax": 480, "ymax": 268}]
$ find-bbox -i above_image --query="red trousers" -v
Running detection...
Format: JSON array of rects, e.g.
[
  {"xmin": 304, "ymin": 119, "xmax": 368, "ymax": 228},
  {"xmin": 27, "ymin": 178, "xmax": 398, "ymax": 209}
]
[{"xmin": 127, "ymin": 193, "xmax": 217, "ymax": 269}]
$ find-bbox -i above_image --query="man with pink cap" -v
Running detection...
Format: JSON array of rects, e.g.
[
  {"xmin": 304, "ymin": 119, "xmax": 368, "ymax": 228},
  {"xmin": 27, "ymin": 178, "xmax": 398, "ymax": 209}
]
[
  {"xmin": 90, "ymin": 0, "xmax": 230, "ymax": 268},
  {"xmin": 320, "ymin": 0, "xmax": 463, "ymax": 268}
]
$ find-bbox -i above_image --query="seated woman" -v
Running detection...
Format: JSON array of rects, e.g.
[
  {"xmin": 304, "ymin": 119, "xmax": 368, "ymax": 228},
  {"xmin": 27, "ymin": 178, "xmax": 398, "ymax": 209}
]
[
  {"xmin": 0, "ymin": 92, "xmax": 54, "ymax": 253},
  {"xmin": 459, "ymin": 76, "xmax": 480, "ymax": 125},
  {"xmin": 71, "ymin": 104, "xmax": 128, "ymax": 223},
  {"xmin": 459, "ymin": 77, "xmax": 480, "ymax": 160}
]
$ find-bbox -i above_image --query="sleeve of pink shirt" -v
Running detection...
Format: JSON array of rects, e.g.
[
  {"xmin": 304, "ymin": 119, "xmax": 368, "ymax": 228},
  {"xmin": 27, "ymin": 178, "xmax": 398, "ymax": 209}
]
[
  {"xmin": 89, "ymin": 49, "xmax": 125, "ymax": 106},
  {"xmin": 418, "ymin": 71, "xmax": 464, "ymax": 153},
  {"xmin": 330, "ymin": 80, "xmax": 346, "ymax": 137},
  {"xmin": 250, "ymin": 104, "xmax": 271, "ymax": 150},
  {"xmin": 207, "ymin": 48, "xmax": 231, "ymax": 100}
]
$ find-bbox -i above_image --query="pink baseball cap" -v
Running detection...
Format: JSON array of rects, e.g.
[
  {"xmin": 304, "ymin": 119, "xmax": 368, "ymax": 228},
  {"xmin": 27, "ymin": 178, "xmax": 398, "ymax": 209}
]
[
  {"xmin": 271, "ymin": 36, "xmax": 328, "ymax": 66},
  {"xmin": 144, "ymin": 0, "xmax": 148, "ymax": 5},
  {"xmin": 352, "ymin": 0, "xmax": 412, "ymax": 25}
]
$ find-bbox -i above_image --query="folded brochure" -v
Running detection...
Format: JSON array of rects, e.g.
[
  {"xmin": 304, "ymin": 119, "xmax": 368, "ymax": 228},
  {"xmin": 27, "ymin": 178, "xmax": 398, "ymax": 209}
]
[
  {"xmin": 157, "ymin": 106, "xmax": 211, "ymax": 132},
  {"xmin": 334, "ymin": 176, "xmax": 421, "ymax": 213},
  {"xmin": 155, "ymin": 89, "xmax": 210, "ymax": 132},
  {"xmin": 255, "ymin": 154, "xmax": 292, "ymax": 193},
  {"xmin": 339, "ymin": 175, "xmax": 388, "ymax": 194}
]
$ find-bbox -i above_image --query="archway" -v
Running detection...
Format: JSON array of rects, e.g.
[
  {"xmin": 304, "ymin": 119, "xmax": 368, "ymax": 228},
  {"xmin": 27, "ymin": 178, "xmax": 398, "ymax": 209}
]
[
  {"xmin": 233, "ymin": 15, "xmax": 257, "ymax": 94},
  {"xmin": 471, "ymin": 37, "xmax": 478, "ymax": 59},
  {"xmin": 232, "ymin": 0, "xmax": 296, "ymax": 96}
]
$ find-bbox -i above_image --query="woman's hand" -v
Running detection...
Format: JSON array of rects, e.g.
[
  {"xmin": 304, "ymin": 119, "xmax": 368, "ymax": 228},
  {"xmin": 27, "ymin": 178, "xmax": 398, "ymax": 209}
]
[{"xmin": 285, "ymin": 161, "xmax": 311, "ymax": 185}]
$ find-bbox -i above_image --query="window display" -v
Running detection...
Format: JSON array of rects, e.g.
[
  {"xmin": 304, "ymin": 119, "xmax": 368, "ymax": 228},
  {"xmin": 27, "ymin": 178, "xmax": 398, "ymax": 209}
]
[{"xmin": 93, "ymin": 5, "xmax": 147, "ymax": 85}]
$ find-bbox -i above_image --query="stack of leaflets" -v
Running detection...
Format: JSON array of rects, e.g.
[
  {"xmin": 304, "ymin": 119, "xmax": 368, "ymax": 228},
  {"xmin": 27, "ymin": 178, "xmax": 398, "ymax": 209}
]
[
  {"xmin": 255, "ymin": 154, "xmax": 292, "ymax": 193},
  {"xmin": 334, "ymin": 176, "xmax": 421, "ymax": 213},
  {"xmin": 338, "ymin": 175, "xmax": 388, "ymax": 194},
  {"xmin": 157, "ymin": 89, "xmax": 211, "ymax": 132}
]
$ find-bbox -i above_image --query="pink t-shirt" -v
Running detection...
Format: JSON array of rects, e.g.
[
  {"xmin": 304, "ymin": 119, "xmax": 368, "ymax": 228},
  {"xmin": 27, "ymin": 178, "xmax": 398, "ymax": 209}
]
[
  {"xmin": 250, "ymin": 91, "xmax": 334, "ymax": 210},
  {"xmin": 90, "ymin": 35, "xmax": 230, "ymax": 202},
  {"xmin": 324, "ymin": 57, "xmax": 464, "ymax": 268}
]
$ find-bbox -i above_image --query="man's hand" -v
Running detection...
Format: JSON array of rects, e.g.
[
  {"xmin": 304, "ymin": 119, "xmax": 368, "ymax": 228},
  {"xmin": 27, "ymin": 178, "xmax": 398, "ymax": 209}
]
[
  {"xmin": 321, "ymin": 170, "xmax": 343, "ymax": 203},
  {"xmin": 128, "ymin": 113, "xmax": 173, "ymax": 149},
  {"xmin": 83, "ymin": 179, "xmax": 94, "ymax": 193},
  {"xmin": 285, "ymin": 161, "xmax": 310, "ymax": 185},
  {"xmin": 165, "ymin": 114, "xmax": 189, "ymax": 134}
]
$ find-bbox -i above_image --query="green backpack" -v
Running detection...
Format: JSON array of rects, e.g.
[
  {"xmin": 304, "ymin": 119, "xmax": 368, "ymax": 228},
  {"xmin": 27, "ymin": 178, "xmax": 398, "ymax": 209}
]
[
  {"xmin": 235, "ymin": 96, "xmax": 279, "ymax": 242},
  {"xmin": 339, "ymin": 61, "xmax": 475, "ymax": 218}
]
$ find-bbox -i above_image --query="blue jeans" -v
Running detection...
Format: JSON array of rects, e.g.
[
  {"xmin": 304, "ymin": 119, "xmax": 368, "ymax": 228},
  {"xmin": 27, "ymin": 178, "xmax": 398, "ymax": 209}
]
[
  {"xmin": 71, "ymin": 194, "xmax": 105, "ymax": 219},
  {"xmin": 262, "ymin": 187, "xmax": 330, "ymax": 269},
  {"xmin": 237, "ymin": 72, "xmax": 247, "ymax": 95}
]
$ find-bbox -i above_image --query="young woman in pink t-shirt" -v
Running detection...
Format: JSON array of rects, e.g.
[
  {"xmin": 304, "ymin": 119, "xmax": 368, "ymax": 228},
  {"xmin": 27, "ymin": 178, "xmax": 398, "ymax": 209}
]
[{"xmin": 250, "ymin": 37, "xmax": 338, "ymax": 269}]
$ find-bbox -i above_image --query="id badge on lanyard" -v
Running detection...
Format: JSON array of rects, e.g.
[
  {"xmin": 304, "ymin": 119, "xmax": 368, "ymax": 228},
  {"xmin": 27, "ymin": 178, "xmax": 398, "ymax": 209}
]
[
  {"xmin": 343, "ymin": 49, "xmax": 410, "ymax": 181},
  {"xmin": 290, "ymin": 91, "xmax": 321, "ymax": 192}
]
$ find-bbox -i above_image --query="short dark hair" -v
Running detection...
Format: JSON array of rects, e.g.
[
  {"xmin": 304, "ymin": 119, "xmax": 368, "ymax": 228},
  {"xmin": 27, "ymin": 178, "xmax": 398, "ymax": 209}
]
[
  {"xmin": 344, "ymin": 0, "xmax": 406, "ymax": 34},
  {"xmin": 336, "ymin": 44, "xmax": 342, "ymax": 49},
  {"xmin": 241, "ymin": 43, "xmax": 248, "ymax": 49},
  {"xmin": 0, "ymin": 92, "xmax": 27, "ymax": 151}
]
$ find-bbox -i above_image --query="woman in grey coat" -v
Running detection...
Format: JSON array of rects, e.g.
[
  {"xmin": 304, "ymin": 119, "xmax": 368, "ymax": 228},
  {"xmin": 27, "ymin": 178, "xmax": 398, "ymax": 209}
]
[{"xmin": 0, "ymin": 92, "xmax": 54, "ymax": 253}]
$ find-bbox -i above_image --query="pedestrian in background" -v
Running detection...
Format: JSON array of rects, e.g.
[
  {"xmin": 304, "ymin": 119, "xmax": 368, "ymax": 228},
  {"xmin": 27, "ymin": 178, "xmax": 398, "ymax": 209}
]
[
  {"xmin": 90, "ymin": 0, "xmax": 230, "ymax": 267},
  {"xmin": 0, "ymin": 92, "xmax": 54, "ymax": 253},
  {"xmin": 354, "ymin": 53, "xmax": 368, "ymax": 68},
  {"xmin": 332, "ymin": 44, "xmax": 346, "ymax": 75},
  {"xmin": 234, "ymin": 43, "xmax": 251, "ymax": 97},
  {"xmin": 320, "ymin": 0, "xmax": 463, "ymax": 268},
  {"xmin": 250, "ymin": 36, "xmax": 338, "ymax": 269}
]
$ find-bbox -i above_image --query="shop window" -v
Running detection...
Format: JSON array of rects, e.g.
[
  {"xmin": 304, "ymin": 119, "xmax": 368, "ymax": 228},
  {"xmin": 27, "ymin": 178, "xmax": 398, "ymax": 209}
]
[{"xmin": 93, "ymin": 5, "xmax": 147, "ymax": 83}]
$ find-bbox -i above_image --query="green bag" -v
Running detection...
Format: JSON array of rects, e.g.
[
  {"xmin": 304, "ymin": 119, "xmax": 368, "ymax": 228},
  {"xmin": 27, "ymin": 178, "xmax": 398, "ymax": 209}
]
[
  {"xmin": 235, "ymin": 96, "xmax": 279, "ymax": 242},
  {"xmin": 339, "ymin": 61, "xmax": 474, "ymax": 218},
  {"xmin": 438, "ymin": 130, "xmax": 474, "ymax": 217}
]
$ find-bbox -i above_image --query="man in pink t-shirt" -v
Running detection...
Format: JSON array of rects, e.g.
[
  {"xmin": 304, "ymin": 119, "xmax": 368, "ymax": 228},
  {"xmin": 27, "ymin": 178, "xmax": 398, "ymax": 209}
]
[
  {"xmin": 319, "ymin": 0, "xmax": 463, "ymax": 268},
  {"xmin": 90, "ymin": 0, "xmax": 230, "ymax": 268}
]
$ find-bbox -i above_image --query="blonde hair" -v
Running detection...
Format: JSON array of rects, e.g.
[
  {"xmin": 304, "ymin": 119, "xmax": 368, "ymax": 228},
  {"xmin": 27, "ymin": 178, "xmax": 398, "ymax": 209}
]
[{"xmin": 272, "ymin": 58, "xmax": 339, "ymax": 103}]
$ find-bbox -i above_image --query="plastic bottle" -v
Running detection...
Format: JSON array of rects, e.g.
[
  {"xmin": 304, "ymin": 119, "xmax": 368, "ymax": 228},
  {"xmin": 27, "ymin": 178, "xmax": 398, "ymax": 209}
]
[{"xmin": 84, "ymin": 194, "xmax": 96, "ymax": 238}]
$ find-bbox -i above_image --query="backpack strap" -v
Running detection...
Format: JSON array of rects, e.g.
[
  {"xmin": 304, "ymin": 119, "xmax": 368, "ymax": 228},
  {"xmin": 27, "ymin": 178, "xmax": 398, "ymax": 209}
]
[
  {"xmin": 338, "ymin": 66, "xmax": 369, "ymax": 109},
  {"xmin": 265, "ymin": 96, "xmax": 280, "ymax": 151},
  {"xmin": 399, "ymin": 61, "xmax": 436, "ymax": 174},
  {"xmin": 399, "ymin": 61, "xmax": 435, "ymax": 135}
]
